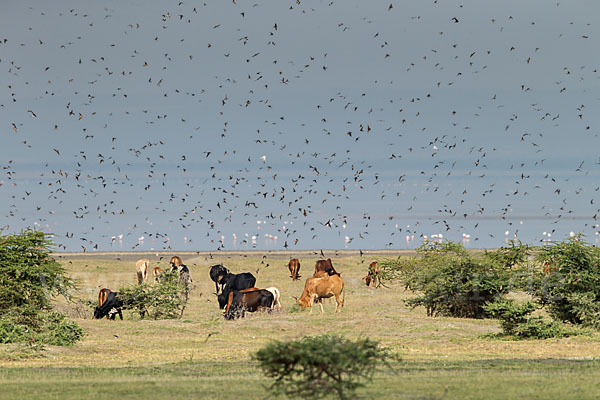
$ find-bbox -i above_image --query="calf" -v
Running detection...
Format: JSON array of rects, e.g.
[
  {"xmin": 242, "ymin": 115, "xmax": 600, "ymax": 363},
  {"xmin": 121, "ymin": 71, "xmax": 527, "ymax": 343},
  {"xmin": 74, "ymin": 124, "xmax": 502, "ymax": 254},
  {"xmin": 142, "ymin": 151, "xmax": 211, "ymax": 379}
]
[
  {"xmin": 209, "ymin": 264, "xmax": 230, "ymax": 293},
  {"xmin": 314, "ymin": 258, "xmax": 340, "ymax": 277},
  {"xmin": 93, "ymin": 290, "xmax": 123, "ymax": 320},
  {"xmin": 136, "ymin": 258, "xmax": 150, "ymax": 284},
  {"xmin": 217, "ymin": 272, "xmax": 257, "ymax": 309},
  {"xmin": 288, "ymin": 258, "xmax": 301, "ymax": 280},
  {"xmin": 364, "ymin": 261, "xmax": 381, "ymax": 288},
  {"xmin": 298, "ymin": 274, "xmax": 345, "ymax": 314},
  {"xmin": 153, "ymin": 267, "xmax": 164, "ymax": 283},
  {"xmin": 265, "ymin": 287, "xmax": 282, "ymax": 310},
  {"xmin": 224, "ymin": 288, "xmax": 274, "ymax": 320}
]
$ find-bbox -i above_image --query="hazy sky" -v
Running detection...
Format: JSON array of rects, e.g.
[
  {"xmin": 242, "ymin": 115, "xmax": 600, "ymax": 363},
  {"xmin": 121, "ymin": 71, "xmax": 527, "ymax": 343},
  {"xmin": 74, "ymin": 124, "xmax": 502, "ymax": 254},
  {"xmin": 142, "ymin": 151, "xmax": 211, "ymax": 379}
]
[{"xmin": 1, "ymin": 0, "xmax": 599, "ymax": 252}]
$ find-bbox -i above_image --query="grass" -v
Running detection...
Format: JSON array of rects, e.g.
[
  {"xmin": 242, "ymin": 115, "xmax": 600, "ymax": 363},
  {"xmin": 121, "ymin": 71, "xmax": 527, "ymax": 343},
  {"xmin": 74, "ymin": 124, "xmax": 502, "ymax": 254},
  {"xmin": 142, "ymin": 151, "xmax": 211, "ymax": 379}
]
[{"xmin": 2, "ymin": 250, "xmax": 600, "ymax": 398}]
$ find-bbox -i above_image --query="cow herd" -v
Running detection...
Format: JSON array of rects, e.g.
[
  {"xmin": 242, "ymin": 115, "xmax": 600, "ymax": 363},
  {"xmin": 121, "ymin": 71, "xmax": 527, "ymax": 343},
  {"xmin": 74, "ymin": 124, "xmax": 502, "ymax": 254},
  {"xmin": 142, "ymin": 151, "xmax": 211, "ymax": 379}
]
[{"xmin": 94, "ymin": 256, "xmax": 381, "ymax": 321}]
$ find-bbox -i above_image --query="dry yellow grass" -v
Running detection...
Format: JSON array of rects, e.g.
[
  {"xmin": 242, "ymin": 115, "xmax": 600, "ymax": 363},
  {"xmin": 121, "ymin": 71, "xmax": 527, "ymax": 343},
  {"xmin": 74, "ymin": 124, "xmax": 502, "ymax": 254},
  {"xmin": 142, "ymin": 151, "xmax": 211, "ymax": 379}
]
[{"xmin": 2, "ymin": 250, "xmax": 600, "ymax": 369}]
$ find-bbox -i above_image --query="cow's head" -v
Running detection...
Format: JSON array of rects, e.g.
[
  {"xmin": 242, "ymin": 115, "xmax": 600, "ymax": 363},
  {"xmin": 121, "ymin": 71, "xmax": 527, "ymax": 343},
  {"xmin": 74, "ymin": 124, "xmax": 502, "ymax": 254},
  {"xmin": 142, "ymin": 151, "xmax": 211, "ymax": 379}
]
[
  {"xmin": 364, "ymin": 275, "xmax": 372, "ymax": 286},
  {"xmin": 297, "ymin": 294, "xmax": 311, "ymax": 309},
  {"xmin": 93, "ymin": 306, "xmax": 105, "ymax": 319}
]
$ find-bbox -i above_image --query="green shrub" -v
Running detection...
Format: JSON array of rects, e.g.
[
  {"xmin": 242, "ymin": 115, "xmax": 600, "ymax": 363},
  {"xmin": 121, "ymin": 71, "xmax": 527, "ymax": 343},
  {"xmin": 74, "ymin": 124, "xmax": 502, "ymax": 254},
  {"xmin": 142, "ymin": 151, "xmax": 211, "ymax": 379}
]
[
  {"xmin": 484, "ymin": 299, "xmax": 536, "ymax": 333},
  {"xmin": 0, "ymin": 307, "xmax": 84, "ymax": 346},
  {"xmin": 381, "ymin": 241, "xmax": 527, "ymax": 318},
  {"xmin": 484, "ymin": 299, "xmax": 580, "ymax": 339},
  {"xmin": 0, "ymin": 229, "xmax": 74, "ymax": 312},
  {"xmin": 37, "ymin": 312, "xmax": 85, "ymax": 346},
  {"xmin": 118, "ymin": 271, "xmax": 187, "ymax": 319},
  {"xmin": 254, "ymin": 335, "xmax": 394, "ymax": 400},
  {"xmin": 0, "ymin": 229, "xmax": 82, "ymax": 349},
  {"xmin": 530, "ymin": 236, "xmax": 600, "ymax": 327}
]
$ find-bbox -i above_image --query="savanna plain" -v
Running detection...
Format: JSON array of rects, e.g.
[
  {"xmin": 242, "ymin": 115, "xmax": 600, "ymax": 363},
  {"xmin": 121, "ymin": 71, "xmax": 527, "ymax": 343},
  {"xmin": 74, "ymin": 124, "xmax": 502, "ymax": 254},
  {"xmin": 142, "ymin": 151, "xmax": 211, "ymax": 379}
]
[{"xmin": 1, "ymin": 250, "xmax": 600, "ymax": 399}]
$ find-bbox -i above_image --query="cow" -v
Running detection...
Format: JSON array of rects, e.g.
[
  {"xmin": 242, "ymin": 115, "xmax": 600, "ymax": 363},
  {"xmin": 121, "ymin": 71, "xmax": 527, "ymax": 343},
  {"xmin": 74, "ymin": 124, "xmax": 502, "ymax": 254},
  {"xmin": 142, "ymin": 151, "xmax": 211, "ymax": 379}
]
[
  {"xmin": 298, "ymin": 274, "xmax": 345, "ymax": 314},
  {"xmin": 217, "ymin": 272, "xmax": 257, "ymax": 309},
  {"xmin": 169, "ymin": 256, "xmax": 183, "ymax": 268},
  {"xmin": 170, "ymin": 263, "xmax": 192, "ymax": 303},
  {"xmin": 224, "ymin": 288, "xmax": 274, "ymax": 320},
  {"xmin": 288, "ymin": 258, "xmax": 301, "ymax": 280},
  {"xmin": 171, "ymin": 263, "xmax": 192, "ymax": 285},
  {"xmin": 98, "ymin": 288, "xmax": 111, "ymax": 308},
  {"xmin": 136, "ymin": 258, "xmax": 150, "ymax": 284},
  {"xmin": 93, "ymin": 290, "xmax": 123, "ymax": 320},
  {"xmin": 209, "ymin": 264, "xmax": 230, "ymax": 293},
  {"xmin": 265, "ymin": 287, "xmax": 282, "ymax": 310},
  {"xmin": 364, "ymin": 261, "xmax": 381, "ymax": 288},
  {"xmin": 153, "ymin": 267, "xmax": 164, "ymax": 283},
  {"xmin": 314, "ymin": 258, "xmax": 340, "ymax": 277}
]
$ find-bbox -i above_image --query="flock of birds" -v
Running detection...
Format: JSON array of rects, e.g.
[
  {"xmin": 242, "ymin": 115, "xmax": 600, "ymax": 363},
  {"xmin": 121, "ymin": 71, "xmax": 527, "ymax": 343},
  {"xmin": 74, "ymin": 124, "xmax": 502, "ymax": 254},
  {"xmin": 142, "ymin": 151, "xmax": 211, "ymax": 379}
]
[{"xmin": 1, "ymin": 1, "xmax": 598, "ymax": 252}]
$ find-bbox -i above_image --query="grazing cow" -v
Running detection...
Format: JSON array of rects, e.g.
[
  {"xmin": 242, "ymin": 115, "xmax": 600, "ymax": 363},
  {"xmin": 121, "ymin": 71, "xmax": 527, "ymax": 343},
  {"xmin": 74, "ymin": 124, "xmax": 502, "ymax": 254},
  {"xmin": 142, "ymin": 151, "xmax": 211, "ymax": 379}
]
[
  {"xmin": 314, "ymin": 258, "xmax": 340, "ymax": 277},
  {"xmin": 298, "ymin": 274, "xmax": 345, "ymax": 314},
  {"xmin": 93, "ymin": 290, "xmax": 123, "ymax": 320},
  {"xmin": 209, "ymin": 264, "xmax": 230, "ymax": 293},
  {"xmin": 364, "ymin": 262, "xmax": 381, "ymax": 288},
  {"xmin": 288, "ymin": 258, "xmax": 301, "ymax": 280},
  {"xmin": 98, "ymin": 288, "xmax": 111, "ymax": 308},
  {"xmin": 224, "ymin": 288, "xmax": 274, "ymax": 320},
  {"xmin": 136, "ymin": 258, "xmax": 150, "ymax": 284},
  {"xmin": 153, "ymin": 267, "xmax": 164, "ymax": 283},
  {"xmin": 265, "ymin": 287, "xmax": 282, "ymax": 310},
  {"xmin": 169, "ymin": 256, "xmax": 183, "ymax": 268},
  {"xmin": 171, "ymin": 264, "xmax": 192, "ymax": 288},
  {"xmin": 217, "ymin": 272, "xmax": 257, "ymax": 309}
]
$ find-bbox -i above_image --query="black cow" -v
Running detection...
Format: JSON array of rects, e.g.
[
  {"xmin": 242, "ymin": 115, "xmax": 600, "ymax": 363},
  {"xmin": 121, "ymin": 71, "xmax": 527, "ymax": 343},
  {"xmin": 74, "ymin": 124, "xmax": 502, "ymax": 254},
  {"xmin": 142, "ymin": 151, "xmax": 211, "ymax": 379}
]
[
  {"xmin": 93, "ymin": 291, "xmax": 123, "ymax": 320},
  {"xmin": 217, "ymin": 272, "xmax": 257, "ymax": 309},
  {"xmin": 224, "ymin": 288, "xmax": 274, "ymax": 320},
  {"xmin": 209, "ymin": 264, "xmax": 230, "ymax": 294},
  {"xmin": 171, "ymin": 263, "xmax": 192, "ymax": 286}
]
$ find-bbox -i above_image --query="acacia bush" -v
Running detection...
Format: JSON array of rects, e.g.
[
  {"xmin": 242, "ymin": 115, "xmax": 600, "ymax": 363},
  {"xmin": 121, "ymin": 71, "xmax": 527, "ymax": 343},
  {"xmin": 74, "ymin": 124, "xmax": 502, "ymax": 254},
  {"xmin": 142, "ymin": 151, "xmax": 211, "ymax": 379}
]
[
  {"xmin": 254, "ymin": 335, "xmax": 393, "ymax": 400},
  {"xmin": 484, "ymin": 299, "xmax": 580, "ymax": 339},
  {"xmin": 530, "ymin": 236, "xmax": 600, "ymax": 328},
  {"xmin": 0, "ymin": 229, "xmax": 83, "ymax": 347},
  {"xmin": 380, "ymin": 241, "xmax": 530, "ymax": 318},
  {"xmin": 117, "ymin": 270, "xmax": 187, "ymax": 319}
]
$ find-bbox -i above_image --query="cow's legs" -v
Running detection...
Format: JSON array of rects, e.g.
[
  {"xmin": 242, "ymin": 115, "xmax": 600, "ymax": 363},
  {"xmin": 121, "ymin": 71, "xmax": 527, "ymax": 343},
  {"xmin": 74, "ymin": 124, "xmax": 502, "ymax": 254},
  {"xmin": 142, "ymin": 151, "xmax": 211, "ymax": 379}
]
[
  {"xmin": 318, "ymin": 299, "xmax": 325, "ymax": 314},
  {"xmin": 334, "ymin": 293, "xmax": 342, "ymax": 312},
  {"xmin": 308, "ymin": 294, "xmax": 315, "ymax": 314}
]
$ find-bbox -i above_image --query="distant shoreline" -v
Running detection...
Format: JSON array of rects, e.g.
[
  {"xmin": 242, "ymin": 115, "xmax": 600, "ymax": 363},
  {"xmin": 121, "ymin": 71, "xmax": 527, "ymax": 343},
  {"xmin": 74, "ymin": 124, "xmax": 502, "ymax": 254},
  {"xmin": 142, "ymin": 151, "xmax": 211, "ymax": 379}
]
[{"xmin": 51, "ymin": 248, "xmax": 494, "ymax": 259}]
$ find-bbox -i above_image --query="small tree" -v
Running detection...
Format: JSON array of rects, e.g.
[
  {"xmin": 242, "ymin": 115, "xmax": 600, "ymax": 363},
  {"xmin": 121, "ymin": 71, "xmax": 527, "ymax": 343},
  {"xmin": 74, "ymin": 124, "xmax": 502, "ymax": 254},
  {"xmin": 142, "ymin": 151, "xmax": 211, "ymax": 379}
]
[
  {"xmin": 0, "ymin": 229, "xmax": 74, "ymax": 312},
  {"xmin": 0, "ymin": 229, "xmax": 83, "ymax": 347},
  {"xmin": 380, "ymin": 241, "xmax": 528, "ymax": 318},
  {"xmin": 530, "ymin": 236, "xmax": 600, "ymax": 327},
  {"xmin": 254, "ymin": 335, "xmax": 393, "ymax": 400}
]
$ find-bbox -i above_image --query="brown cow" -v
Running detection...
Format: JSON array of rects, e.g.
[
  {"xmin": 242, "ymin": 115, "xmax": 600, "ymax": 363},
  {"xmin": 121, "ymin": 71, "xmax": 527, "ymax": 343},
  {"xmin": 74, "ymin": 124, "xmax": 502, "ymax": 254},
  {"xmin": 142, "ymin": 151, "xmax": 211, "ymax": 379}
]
[
  {"xmin": 153, "ymin": 267, "xmax": 164, "ymax": 283},
  {"xmin": 314, "ymin": 258, "xmax": 340, "ymax": 277},
  {"xmin": 364, "ymin": 262, "xmax": 381, "ymax": 288},
  {"xmin": 135, "ymin": 258, "xmax": 150, "ymax": 284},
  {"xmin": 288, "ymin": 258, "xmax": 301, "ymax": 280},
  {"xmin": 298, "ymin": 274, "xmax": 345, "ymax": 314},
  {"xmin": 169, "ymin": 256, "xmax": 183, "ymax": 268},
  {"xmin": 224, "ymin": 288, "xmax": 274, "ymax": 320}
]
